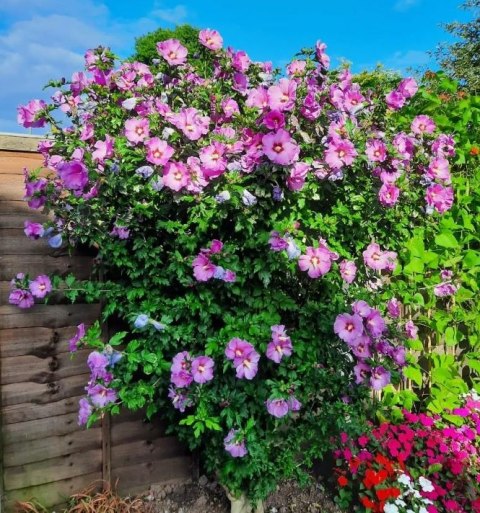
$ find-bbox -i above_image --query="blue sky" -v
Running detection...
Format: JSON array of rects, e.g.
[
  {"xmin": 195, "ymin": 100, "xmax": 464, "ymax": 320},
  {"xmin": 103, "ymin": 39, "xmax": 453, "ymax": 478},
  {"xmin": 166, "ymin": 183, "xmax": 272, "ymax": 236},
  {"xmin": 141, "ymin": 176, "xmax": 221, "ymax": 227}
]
[{"xmin": 0, "ymin": 0, "xmax": 471, "ymax": 133}]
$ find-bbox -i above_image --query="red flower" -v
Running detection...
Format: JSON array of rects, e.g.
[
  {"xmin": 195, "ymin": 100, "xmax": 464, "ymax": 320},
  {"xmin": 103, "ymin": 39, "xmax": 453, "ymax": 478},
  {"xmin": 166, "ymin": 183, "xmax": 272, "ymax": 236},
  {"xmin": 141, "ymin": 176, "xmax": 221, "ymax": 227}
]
[
  {"xmin": 337, "ymin": 475, "xmax": 349, "ymax": 487},
  {"xmin": 349, "ymin": 456, "xmax": 361, "ymax": 473},
  {"xmin": 375, "ymin": 453, "xmax": 390, "ymax": 465},
  {"xmin": 376, "ymin": 487, "xmax": 401, "ymax": 501},
  {"xmin": 363, "ymin": 468, "xmax": 388, "ymax": 489},
  {"xmin": 360, "ymin": 495, "xmax": 376, "ymax": 510}
]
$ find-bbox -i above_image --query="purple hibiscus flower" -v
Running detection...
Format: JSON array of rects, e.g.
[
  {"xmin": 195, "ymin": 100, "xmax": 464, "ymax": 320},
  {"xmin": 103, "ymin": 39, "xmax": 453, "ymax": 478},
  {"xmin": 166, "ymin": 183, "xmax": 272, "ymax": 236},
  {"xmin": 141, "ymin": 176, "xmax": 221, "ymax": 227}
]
[
  {"xmin": 370, "ymin": 366, "xmax": 391, "ymax": 390},
  {"xmin": 17, "ymin": 99, "xmax": 47, "ymax": 128},
  {"xmin": 9, "ymin": 288, "xmax": 35, "ymax": 309},
  {"xmin": 352, "ymin": 300, "xmax": 372, "ymax": 318},
  {"xmin": 434, "ymin": 283, "xmax": 457, "ymax": 297},
  {"xmin": 339, "ymin": 260, "xmax": 357, "ymax": 284},
  {"xmin": 234, "ymin": 350, "xmax": 260, "ymax": 380},
  {"xmin": 24, "ymin": 221, "xmax": 44, "ymax": 239},
  {"xmin": 269, "ymin": 231, "xmax": 289, "ymax": 252},
  {"xmin": 192, "ymin": 253, "xmax": 216, "ymax": 282},
  {"xmin": 287, "ymin": 395, "xmax": 302, "ymax": 412},
  {"xmin": 87, "ymin": 351, "xmax": 111, "ymax": 381},
  {"xmin": 365, "ymin": 309, "xmax": 386, "ymax": 338},
  {"xmin": 29, "ymin": 275, "xmax": 52, "ymax": 299},
  {"xmin": 87, "ymin": 384, "xmax": 117, "ymax": 408},
  {"xmin": 349, "ymin": 336, "xmax": 372, "ymax": 359},
  {"xmin": 354, "ymin": 362, "xmax": 371, "ymax": 384},
  {"xmin": 392, "ymin": 346, "xmax": 407, "ymax": 367},
  {"xmin": 405, "ymin": 320, "xmax": 419, "ymax": 339},
  {"xmin": 266, "ymin": 325, "xmax": 293, "ymax": 363},
  {"xmin": 224, "ymin": 429, "xmax": 248, "ymax": 458},
  {"xmin": 266, "ymin": 398, "xmax": 290, "ymax": 418},
  {"xmin": 69, "ymin": 323, "xmax": 86, "ymax": 352},
  {"xmin": 171, "ymin": 370, "xmax": 193, "ymax": 388},
  {"xmin": 334, "ymin": 313, "xmax": 364, "ymax": 343},
  {"xmin": 225, "ymin": 338, "xmax": 254, "ymax": 361},
  {"xmin": 78, "ymin": 398, "xmax": 92, "ymax": 426},
  {"xmin": 191, "ymin": 356, "xmax": 214, "ymax": 384},
  {"xmin": 387, "ymin": 298, "xmax": 401, "ymax": 318},
  {"xmin": 56, "ymin": 160, "xmax": 89, "ymax": 191},
  {"xmin": 168, "ymin": 386, "xmax": 191, "ymax": 412}
]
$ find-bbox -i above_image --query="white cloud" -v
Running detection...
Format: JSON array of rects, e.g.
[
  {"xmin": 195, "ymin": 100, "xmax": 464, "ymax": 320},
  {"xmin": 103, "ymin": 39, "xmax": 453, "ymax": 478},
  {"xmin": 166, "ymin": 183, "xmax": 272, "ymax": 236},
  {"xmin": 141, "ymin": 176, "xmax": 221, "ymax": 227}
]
[
  {"xmin": 394, "ymin": 0, "xmax": 420, "ymax": 12},
  {"xmin": 0, "ymin": 13, "xmax": 116, "ymax": 132},
  {"xmin": 0, "ymin": 2, "xmax": 189, "ymax": 133},
  {"xmin": 355, "ymin": 49, "xmax": 430, "ymax": 74},
  {"xmin": 1, "ymin": 15, "xmax": 112, "ymax": 49},
  {"xmin": 151, "ymin": 5, "xmax": 188, "ymax": 25},
  {"xmin": 0, "ymin": 0, "xmax": 109, "ymax": 19},
  {"xmin": 385, "ymin": 50, "xmax": 430, "ymax": 70}
]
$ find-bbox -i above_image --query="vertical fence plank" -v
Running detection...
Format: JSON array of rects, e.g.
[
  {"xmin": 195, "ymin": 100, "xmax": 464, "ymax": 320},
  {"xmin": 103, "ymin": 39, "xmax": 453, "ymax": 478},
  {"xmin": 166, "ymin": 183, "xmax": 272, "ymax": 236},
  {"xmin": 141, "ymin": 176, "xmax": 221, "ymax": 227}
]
[{"xmin": 102, "ymin": 413, "xmax": 111, "ymax": 488}]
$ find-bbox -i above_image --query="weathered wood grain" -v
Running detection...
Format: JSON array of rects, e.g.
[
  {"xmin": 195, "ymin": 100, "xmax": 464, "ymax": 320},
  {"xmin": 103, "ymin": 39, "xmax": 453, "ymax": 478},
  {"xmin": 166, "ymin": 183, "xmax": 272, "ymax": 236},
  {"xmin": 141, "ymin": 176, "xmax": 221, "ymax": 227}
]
[
  {"xmin": 0, "ymin": 349, "xmax": 90, "ymax": 385},
  {"xmin": 0, "ymin": 212, "xmax": 45, "ymax": 228},
  {"xmin": 4, "ymin": 448, "xmax": 102, "ymax": 490},
  {"xmin": 2, "ymin": 395, "xmax": 81, "ymax": 425},
  {"xmin": 0, "ymin": 303, "xmax": 100, "ymax": 329},
  {"xmin": 111, "ymin": 417, "xmax": 166, "ymax": 446},
  {"xmin": 0, "ymin": 160, "xmax": 42, "ymax": 180},
  {"xmin": 0, "ymin": 200, "xmax": 35, "ymax": 216},
  {"xmin": 1, "ymin": 373, "xmax": 89, "ymax": 407},
  {"xmin": 0, "ymin": 146, "xmax": 193, "ymax": 511},
  {"xmin": 0, "ymin": 254, "xmax": 93, "ymax": 280},
  {"xmin": 4, "ymin": 472, "xmax": 102, "ymax": 510},
  {"xmin": 0, "ymin": 326, "xmax": 86, "ymax": 358},
  {"xmin": 3, "ymin": 411, "xmax": 84, "ymax": 445},
  {"xmin": 111, "ymin": 437, "xmax": 188, "ymax": 469},
  {"xmin": 111, "ymin": 456, "xmax": 192, "ymax": 496},
  {"xmin": 4, "ymin": 427, "xmax": 102, "ymax": 467},
  {"xmin": 0, "ymin": 136, "xmax": 44, "ymax": 153},
  {"xmin": 0, "ymin": 229, "xmax": 68, "ymax": 255}
]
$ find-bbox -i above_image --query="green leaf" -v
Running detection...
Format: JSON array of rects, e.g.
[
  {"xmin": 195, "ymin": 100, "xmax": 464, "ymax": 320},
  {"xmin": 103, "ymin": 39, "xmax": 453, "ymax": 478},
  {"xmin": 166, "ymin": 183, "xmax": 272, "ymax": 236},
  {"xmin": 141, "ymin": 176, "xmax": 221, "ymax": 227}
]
[
  {"xmin": 464, "ymin": 250, "xmax": 480, "ymax": 268},
  {"xmin": 179, "ymin": 415, "xmax": 196, "ymax": 426},
  {"xmin": 407, "ymin": 339, "xmax": 423, "ymax": 351},
  {"xmin": 109, "ymin": 331, "xmax": 128, "ymax": 346},
  {"xmin": 412, "ymin": 293, "xmax": 425, "ymax": 306},
  {"xmin": 435, "ymin": 231, "xmax": 458, "ymax": 248},
  {"xmin": 467, "ymin": 359, "xmax": 480, "ymax": 373},
  {"xmin": 444, "ymin": 327, "xmax": 457, "ymax": 347},
  {"xmin": 403, "ymin": 258, "xmax": 424, "ymax": 274},
  {"xmin": 403, "ymin": 365, "xmax": 423, "ymax": 386}
]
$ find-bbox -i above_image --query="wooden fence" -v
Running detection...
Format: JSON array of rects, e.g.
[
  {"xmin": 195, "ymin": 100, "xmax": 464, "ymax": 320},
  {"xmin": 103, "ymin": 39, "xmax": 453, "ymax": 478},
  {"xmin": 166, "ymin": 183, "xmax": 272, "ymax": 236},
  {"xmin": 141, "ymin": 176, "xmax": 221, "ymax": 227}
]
[{"xmin": 0, "ymin": 134, "xmax": 192, "ymax": 512}]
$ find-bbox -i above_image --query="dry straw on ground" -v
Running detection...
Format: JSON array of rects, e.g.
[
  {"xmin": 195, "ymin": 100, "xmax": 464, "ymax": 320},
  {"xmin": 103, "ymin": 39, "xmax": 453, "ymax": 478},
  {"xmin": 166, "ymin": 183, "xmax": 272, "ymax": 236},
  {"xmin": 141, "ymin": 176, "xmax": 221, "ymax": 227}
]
[{"xmin": 15, "ymin": 482, "xmax": 154, "ymax": 513}]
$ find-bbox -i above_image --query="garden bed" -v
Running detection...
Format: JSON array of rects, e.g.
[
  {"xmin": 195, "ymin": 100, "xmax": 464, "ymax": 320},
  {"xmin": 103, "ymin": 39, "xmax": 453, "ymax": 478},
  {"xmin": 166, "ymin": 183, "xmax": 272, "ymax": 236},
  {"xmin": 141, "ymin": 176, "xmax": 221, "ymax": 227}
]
[{"xmin": 147, "ymin": 477, "xmax": 340, "ymax": 513}]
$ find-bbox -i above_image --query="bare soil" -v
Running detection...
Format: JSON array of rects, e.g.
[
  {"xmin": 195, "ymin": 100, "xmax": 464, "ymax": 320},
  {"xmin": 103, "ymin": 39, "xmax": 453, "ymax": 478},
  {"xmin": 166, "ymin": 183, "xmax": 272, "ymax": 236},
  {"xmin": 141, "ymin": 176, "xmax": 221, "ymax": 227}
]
[{"xmin": 147, "ymin": 476, "xmax": 342, "ymax": 513}]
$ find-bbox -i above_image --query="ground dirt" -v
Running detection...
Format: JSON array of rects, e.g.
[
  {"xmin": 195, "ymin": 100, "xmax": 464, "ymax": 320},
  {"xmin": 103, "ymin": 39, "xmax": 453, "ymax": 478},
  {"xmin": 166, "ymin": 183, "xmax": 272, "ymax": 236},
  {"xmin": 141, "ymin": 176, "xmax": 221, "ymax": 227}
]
[{"xmin": 146, "ymin": 476, "xmax": 342, "ymax": 513}]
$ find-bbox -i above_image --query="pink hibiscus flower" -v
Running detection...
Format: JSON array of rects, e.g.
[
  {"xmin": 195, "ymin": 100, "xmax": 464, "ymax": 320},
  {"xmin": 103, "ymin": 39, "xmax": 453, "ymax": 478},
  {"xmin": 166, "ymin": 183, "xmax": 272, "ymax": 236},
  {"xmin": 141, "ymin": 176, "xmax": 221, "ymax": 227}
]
[
  {"xmin": 262, "ymin": 129, "xmax": 300, "ymax": 165},
  {"xmin": 156, "ymin": 39, "xmax": 188, "ymax": 65},
  {"xmin": 162, "ymin": 161, "xmax": 190, "ymax": 192},
  {"xmin": 298, "ymin": 246, "xmax": 332, "ymax": 278}
]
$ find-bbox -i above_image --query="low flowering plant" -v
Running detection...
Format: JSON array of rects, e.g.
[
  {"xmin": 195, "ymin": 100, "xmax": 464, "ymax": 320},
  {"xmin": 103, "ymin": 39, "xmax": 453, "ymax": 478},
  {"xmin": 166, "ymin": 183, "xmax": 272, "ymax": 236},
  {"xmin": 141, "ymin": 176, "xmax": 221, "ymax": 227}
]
[{"xmin": 334, "ymin": 393, "xmax": 480, "ymax": 512}]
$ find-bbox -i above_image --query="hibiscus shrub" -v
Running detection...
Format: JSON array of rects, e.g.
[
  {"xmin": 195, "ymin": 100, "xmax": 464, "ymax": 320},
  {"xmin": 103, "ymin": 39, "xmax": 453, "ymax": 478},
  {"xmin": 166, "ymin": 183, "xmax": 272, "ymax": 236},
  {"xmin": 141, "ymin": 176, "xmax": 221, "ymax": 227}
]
[
  {"xmin": 334, "ymin": 393, "xmax": 480, "ymax": 513},
  {"xmin": 13, "ymin": 30, "xmax": 460, "ymax": 501}
]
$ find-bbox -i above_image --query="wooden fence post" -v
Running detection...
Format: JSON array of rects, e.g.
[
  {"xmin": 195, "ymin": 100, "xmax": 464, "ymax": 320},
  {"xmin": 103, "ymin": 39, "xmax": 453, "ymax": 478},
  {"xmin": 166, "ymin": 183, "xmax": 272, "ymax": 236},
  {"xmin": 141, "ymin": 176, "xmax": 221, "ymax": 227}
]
[{"xmin": 102, "ymin": 413, "xmax": 111, "ymax": 489}]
